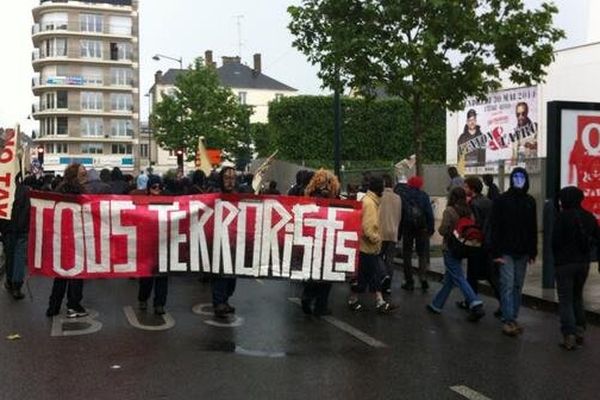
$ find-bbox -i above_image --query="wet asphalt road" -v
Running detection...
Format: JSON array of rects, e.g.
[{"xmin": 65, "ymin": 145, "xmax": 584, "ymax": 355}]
[{"xmin": 0, "ymin": 274, "xmax": 599, "ymax": 400}]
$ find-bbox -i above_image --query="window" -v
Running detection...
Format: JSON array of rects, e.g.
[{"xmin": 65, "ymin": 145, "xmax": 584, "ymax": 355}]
[
  {"xmin": 80, "ymin": 14, "xmax": 103, "ymax": 33},
  {"xmin": 111, "ymin": 144, "xmax": 132, "ymax": 154},
  {"xmin": 40, "ymin": 12, "xmax": 68, "ymax": 31},
  {"xmin": 238, "ymin": 91, "xmax": 247, "ymax": 105},
  {"xmin": 81, "ymin": 92, "xmax": 103, "ymax": 111},
  {"xmin": 109, "ymin": 16, "xmax": 132, "ymax": 35},
  {"xmin": 110, "ymin": 119, "xmax": 132, "ymax": 136},
  {"xmin": 274, "ymin": 93, "xmax": 284, "ymax": 101},
  {"xmin": 81, "ymin": 143, "xmax": 104, "ymax": 154},
  {"xmin": 41, "ymin": 118, "xmax": 54, "ymax": 136},
  {"xmin": 111, "ymin": 94, "xmax": 132, "ymax": 111},
  {"xmin": 140, "ymin": 144, "xmax": 148, "ymax": 158},
  {"xmin": 57, "ymin": 91, "xmax": 68, "ymax": 108},
  {"xmin": 43, "ymin": 38, "xmax": 67, "ymax": 57},
  {"xmin": 81, "ymin": 118, "xmax": 103, "ymax": 137},
  {"xmin": 110, "ymin": 42, "xmax": 132, "ymax": 61},
  {"xmin": 57, "ymin": 117, "xmax": 68, "ymax": 135},
  {"xmin": 80, "ymin": 40, "xmax": 102, "ymax": 58},
  {"xmin": 45, "ymin": 143, "xmax": 68, "ymax": 154},
  {"xmin": 82, "ymin": 67, "xmax": 103, "ymax": 85},
  {"xmin": 110, "ymin": 68, "xmax": 132, "ymax": 86},
  {"xmin": 44, "ymin": 93, "xmax": 55, "ymax": 110}
]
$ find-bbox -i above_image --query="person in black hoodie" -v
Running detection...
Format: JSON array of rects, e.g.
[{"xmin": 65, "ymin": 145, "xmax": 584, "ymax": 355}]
[
  {"xmin": 490, "ymin": 167, "xmax": 537, "ymax": 337},
  {"xmin": 552, "ymin": 186, "xmax": 599, "ymax": 350}
]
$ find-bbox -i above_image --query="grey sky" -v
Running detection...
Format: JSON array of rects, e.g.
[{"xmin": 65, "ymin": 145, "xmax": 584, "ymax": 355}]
[{"xmin": 0, "ymin": 0, "xmax": 594, "ymax": 133}]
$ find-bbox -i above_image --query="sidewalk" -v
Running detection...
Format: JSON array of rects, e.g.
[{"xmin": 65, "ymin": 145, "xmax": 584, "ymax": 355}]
[{"xmin": 408, "ymin": 257, "xmax": 600, "ymax": 325}]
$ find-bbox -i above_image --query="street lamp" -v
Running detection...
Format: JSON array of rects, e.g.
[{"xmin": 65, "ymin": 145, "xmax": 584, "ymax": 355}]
[{"xmin": 152, "ymin": 53, "xmax": 183, "ymax": 70}]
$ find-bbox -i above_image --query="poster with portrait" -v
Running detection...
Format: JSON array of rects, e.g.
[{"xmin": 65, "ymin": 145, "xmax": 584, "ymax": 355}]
[
  {"xmin": 455, "ymin": 86, "xmax": 539, "ymax": 168},
  {"xmin": 560, "ymin": 109, "xmax": 600, "ymax": 222}
]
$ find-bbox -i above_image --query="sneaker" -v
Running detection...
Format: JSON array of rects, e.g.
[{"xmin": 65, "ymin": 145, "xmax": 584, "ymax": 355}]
[
  {"xmin": 214, "ymin": 303, "xmax": 229, "ymax": 318},
  {"xmin": 66, "ymin": 307, "xmax": 88, "ymax": 319},
  {"xmin": 46, "ymin": 306, "xmax": 60, "ymax": 317},
  {"xmin": 467, "ymin": 305, "xmax": 485, "ymax": 322},
  {"xmin": 154, "ymin": 306, "xmax": 166, "ymax": 315},
  {"xmin": 11, "ymin": 288, "xmax": 25, "ymax": 300},
  {"xmin": 401, "ymin": 282, "xmax": 414, "ymax": 291},
  {"xmin": 512, "ymin": 321, "xmax": 524, "ymax": 334},
  {"xmin": 560, "ymin": 334, "xmax": 577, "ymax": 351},
  {"xmin": 384, "ymin": 288, "xmax": 392, "ymax": 296},
  {"xmin": 347, "ymin": 299, "xmax": 363, "ymax": 312},
  {"xmin": 455, "ymin": 300, "xmax": 469, "ymax": 311},
  {"xmin": 376, "ymin": 301, "xmax": 395, "ymax": 314},
  {"xmin": 502, "ymin": 322, "xmax": 519, "ymax": 337},
  {"xmin": 138, "ymin": 301, "xmax": 148, "ymax": 311},
  {"xmin": 224, "ymin": 303, "xmax": 236, "ymax": 314},
  {"xmin": 420, "ymin": 280, "xmax": 429, "ymax": 291}
]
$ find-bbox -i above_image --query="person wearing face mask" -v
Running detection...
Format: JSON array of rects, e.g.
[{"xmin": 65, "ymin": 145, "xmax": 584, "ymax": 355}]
[{"xmin": 489, "ymin": 167, "xmax": 537, "ymax": 337}]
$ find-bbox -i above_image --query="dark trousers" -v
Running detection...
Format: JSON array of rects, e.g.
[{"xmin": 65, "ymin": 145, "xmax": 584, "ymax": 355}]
[
  {"xmin": 49, "ymin": 278, "xmax": 83, "ymax": 310},
  {"xmin": 466, "ymin": 249, "xmax": 500, "ymax": 300},
  {"xmin": 381, "ymin": 241, "xmax": 397, "ymax": 281},
  {"xmin": 555, "ymin": 262, "xmax": 589, "ymax": 335},
  {"xmin": 212, "ymin": 277, "xmax": 236, "ymax": 306},
  {"xmin": 352, "ymin": 252, "xmax": 383, "ymax": 293},
  {"xmin": 138, "ymin": 276, "xmax": 169, "ymax": 307},
  {"xmin": 402, "ymin": 229, "xmax": 429, "ymax": 284},
  {"xmin": 302, "ymin": 281, "xmax": 332, "ymax": 313}
]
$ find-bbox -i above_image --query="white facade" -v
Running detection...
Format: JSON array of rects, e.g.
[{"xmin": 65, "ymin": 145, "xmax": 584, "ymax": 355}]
[{"xmin": 446, "ymin": 42, "xmax": 600, "ymax": 168}]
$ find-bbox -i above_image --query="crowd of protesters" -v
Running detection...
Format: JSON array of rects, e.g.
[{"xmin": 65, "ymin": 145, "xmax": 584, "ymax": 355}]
[{"xmin": 1, "ymin": 163, "xmax": 598, "ymax": 351}]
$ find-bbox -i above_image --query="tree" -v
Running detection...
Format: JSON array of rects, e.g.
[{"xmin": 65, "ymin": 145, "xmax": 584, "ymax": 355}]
[
  {"xmin": 150, "ymin": 57, "xmax": 247, "ymax": 162},
  {"xmin": 288, "ymin": 0, "xmax": 565, "ymax": 175}
]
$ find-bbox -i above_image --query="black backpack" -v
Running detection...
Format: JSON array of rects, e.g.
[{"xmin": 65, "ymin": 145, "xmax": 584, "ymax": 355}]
[{"xmin": 404, "ymin": 195, "xmax": 427, "ymax": 231}]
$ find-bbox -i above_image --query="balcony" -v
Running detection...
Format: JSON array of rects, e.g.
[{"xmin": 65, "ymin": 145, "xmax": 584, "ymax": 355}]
[
  {"xmin": 32, "ymin": 21, "xmax": 136, "ymax": 41},
  {"xmin": 32, "ymin": 75, "xmax": 135, "ymax": 93},
  {"xmin": 32, "ymin": 48, "xmax": 134, "ymax": 70}
]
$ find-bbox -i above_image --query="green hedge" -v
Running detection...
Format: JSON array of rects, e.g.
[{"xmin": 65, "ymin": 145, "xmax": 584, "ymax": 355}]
[{"xmin": 261, "ymin": 95, "xmax": 445, "ymax": 166}]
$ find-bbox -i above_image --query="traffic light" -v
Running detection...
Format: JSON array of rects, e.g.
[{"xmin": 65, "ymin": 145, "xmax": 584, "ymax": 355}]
[
  {"xmin": 37, "ymin": 146, "xmax": 44, "ymax": 165},
  {"xmin": 176, "ymin": 149, "xmax": 184, "ymax": 169}
]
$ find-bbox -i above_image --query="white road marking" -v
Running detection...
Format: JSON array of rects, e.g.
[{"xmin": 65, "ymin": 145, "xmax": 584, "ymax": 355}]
[
  {"xmin": 235, "ymin": 346, "xmax": 285, "ymax": 358},
  {"xmin": 288, "ymin": 297, "xmax": 388, "ymax": 348},
  {"xmin": 255, "ymin": 279, "xmax": 265, "ymax": 285},
  {"xmin": 123, "ymin": 306, "xmax": 175, "ymax": 331},
  {"xmin": 450, "ymin": 385, "xmax": 493, "ymax": 400},
  {"xmin": 192, "ymin": 303, "xmax": 245, "ymax": 327},
  {"xmin": 51, "ymin": 309, "xmax": 102, "ymax": 337}
]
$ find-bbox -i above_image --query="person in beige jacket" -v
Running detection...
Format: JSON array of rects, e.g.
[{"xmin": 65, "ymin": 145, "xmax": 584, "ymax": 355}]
[
  {"xmin": 348, "ymin": 176, "xmax": 394, "ymax": 313},
  {"xmin": 379, "ymin": 174, "xmax": 402, "ymax": 295}
]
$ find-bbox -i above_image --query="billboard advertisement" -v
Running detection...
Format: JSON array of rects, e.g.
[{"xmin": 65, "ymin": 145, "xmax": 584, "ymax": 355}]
[{"xmin": 453, "ymin": 86, "xmax": 539, "ymax": 168}]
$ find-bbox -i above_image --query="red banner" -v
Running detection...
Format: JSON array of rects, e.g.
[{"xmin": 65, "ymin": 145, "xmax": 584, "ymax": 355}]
[{"xmin": 28, "ymin": 192, "xmax": 362, "ymax": 280}]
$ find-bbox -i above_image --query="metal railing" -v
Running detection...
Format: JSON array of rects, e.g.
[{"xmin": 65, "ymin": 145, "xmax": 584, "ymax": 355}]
[
  {"xmin": 32, "ymin": 48, "xmax": 134, "ymax": 63},
  {"xmin": 32, "ymin": 22, "xmax": 135, "ymax": 36},
  {"xmin": 32, "ymin": 75, "xmax": 135, "ymax": 88}
]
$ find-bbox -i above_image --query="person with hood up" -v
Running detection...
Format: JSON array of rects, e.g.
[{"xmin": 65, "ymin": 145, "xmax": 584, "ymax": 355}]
[
  {"xmin": 552, "ymin": 186, "xmax": 599, "ymax": 350},
  {"xmin": 84, "ymin": 168, "xmax": 111, "ymax": 194},
  {"xmin": 490, "ymin": 167, "xmax": 537, "ymax": 337}
]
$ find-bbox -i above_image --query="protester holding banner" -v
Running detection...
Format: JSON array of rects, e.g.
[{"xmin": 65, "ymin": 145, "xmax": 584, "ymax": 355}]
[
  {"xmin": 212, "ymin": 166, "xmax": 239, "ymax": 318},
  {"xmin": 300, "ymin": 169, "xmax": 341, "ymax": 316},
  {"xmin": 47, "ymin": 163, "xmax": 89, "ymax": 318},
  {"xmin": 137, "ymin": 175, "xmax": 169, "ymax": 315},
  {"xmin": 0, "ymin": 173, "xmax": 32, "ymax": 300}
]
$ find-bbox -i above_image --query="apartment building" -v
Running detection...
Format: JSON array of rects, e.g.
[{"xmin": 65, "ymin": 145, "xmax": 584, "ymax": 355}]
[{"xmin": 31, "ymin": 0, "xmax": 140, "ymax": 174}]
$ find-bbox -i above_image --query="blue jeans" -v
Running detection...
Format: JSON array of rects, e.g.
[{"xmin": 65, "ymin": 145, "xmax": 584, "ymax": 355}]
[
  {"xmin": 499, "ymin": 255, "xmax": 528, "ymax": 323},
  {"xmin": 430, "ymin": 251, "xmax": 482, "ymax": 311},
  {"xmin": 4, "ymin": 233, "xmax": 28, "ymax": 285}
]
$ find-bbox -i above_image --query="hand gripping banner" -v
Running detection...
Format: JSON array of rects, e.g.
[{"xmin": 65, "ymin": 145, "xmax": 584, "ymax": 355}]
[{"xmin": 28, "ymin": 192, "xmax": 362, "ymax": 281}]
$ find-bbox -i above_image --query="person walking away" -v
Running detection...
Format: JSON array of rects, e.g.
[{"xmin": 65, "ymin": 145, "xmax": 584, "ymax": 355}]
[
  {"xmin": 347, "ymin": 176, "xmax": 394, "ymax": 313},
  {"xmin": 46, "ymin": 163, "xmax": 89, "ymax": 318},
  {"xmin": 137, "ymin": 169, "xmax": 149, "ymax": 191},
  {"xmin": 447, "ymin": 166, "xmax": 464, "ymax": 192},
  {"xmin": 456, "ymin": 177, "xmax": 500, "ymax": 312},
  {"xmin": 482, "ymin": 174, "xmax": 501, "ymax": 202},
  {"xmin": 212, "ymin": 167, "xmax": 239, "ymax": 318},
  {"xmin": 379, "ymin": 174, "xmax": 402, "ymax": 295},
  {"xmin": 490, "ymin": 167, "xmax": 537, "ymax": 337},
  {"xmin": 136, "ymin": 175, "xmax": 170, "ymax": 315},
  {"xmin": 552, "ymin": 186, "xmax": 599, "ymax": 350},
  {"xmin": 399, "ymin": 176, "xmax": 434, "ymax": 291},
  {"xmin": 427, "ymin": 187, "xmax": 485, "ymax": 321}
]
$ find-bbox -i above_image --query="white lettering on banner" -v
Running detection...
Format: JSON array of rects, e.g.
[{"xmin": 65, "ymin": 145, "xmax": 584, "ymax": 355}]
[
  {"xmin": 212, "ymin": 200, "xmax": 239, "ymax": 274},
  {"xmin": 111, "ymin": 201, "xmax": 136, "ymax": 273},
  {"xmin": 148, "ymin": 203, "xmax": 179, "ymax": 273},
  {"xmin": 33, "ymin": 199, "xmax": 55, "ymax": 269},
  {"xmin": 260, "ymin": 200, "xmax": 293, "ymax": 277},
  {"xmin": 290, "ymin": 204, "xmax": 319, "ymax": 280},
  {"xmin": 188, "ymin": 201, "xmax": 214, "ymax": 273},
  {"xmin": 53, "ymin": 202, "xmax": 84, "ymax": 277},
  {"xmin": 169, "ymin": 208, "xmax": 188, "ymax": 272},
  {"xmin": 582, "ymin": 123, "xmax": 600, "ymax": 156},
  {"xmin": 83, "ymin": 201, "xmax": 110, "ymax": 273},
  {"xmin": 235, "ymin": 202, "xmax": 261, "ymax": 277}
]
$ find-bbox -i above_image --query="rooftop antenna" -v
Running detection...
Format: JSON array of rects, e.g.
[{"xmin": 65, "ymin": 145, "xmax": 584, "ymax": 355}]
[{"xmin": 235, "ymin": 15, "xmax": 244, "ymax": 60}]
